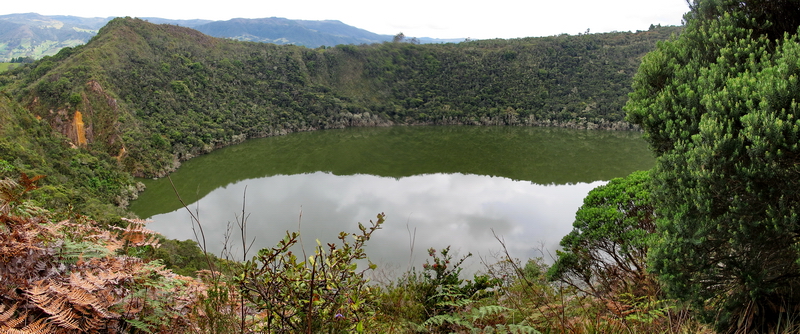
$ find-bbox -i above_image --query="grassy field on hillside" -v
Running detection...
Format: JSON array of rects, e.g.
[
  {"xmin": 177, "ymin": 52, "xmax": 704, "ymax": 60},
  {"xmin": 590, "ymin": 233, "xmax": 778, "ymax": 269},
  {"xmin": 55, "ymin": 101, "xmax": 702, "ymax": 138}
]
[{"xmin": 0, "ymin": 63, "xmax": 19, "ymax": 72}]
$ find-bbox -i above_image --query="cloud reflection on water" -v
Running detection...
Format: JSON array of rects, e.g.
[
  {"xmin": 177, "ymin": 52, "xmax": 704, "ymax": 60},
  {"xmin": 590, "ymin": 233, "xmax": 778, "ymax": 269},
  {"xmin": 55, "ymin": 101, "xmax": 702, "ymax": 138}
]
[{"xmin": 148, "ymin": 172, "xmax": 605, "ymax": 275}]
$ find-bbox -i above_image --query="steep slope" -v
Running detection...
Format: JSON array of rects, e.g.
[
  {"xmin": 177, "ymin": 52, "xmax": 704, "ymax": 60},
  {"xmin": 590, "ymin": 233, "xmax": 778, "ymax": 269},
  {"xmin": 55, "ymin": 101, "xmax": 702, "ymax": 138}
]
[
  {"xmin": 0, "ymin": 18, "xmax": 679, "ymax": 179},
  {"xmin": 0, "ymin": 92, "xmax": 137, "ymax": 219}
]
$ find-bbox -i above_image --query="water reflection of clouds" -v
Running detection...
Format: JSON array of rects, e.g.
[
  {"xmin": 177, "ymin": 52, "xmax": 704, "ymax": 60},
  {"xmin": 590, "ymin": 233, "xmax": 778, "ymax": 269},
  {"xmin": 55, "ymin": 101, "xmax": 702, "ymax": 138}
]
[{"xmin": 148, "ymin": 172, "xmax": 605, "ymax": 274}]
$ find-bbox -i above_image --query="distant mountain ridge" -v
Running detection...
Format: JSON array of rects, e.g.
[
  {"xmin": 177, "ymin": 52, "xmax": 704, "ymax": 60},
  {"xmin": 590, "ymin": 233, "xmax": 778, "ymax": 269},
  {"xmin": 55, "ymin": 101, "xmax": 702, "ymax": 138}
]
[
  {"xmin": 0, "ymin": 13, "xmax": 462, "ymax": 61},
  {"xmin": 193, "ymin": 17, "xmax": 390, "ymax": 46}
]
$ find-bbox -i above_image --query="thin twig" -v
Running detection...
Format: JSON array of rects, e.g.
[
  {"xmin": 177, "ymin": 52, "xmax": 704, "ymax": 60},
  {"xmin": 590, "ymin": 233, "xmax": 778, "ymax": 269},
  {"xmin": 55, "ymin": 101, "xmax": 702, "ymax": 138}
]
[
  {"xmin": 406, "ymin": 213, "xmax": 416, "ymax": 271},
  {"xmin": 238, "ymin": 185, "xmax": 249, "ymax": 334},
  {"xmin": 168, "ymin": 175, "xmax": 217, "ymax": 281},
  {"xmin": 298, "ymin": 206, "xmax": 307, "ymax": 263}
]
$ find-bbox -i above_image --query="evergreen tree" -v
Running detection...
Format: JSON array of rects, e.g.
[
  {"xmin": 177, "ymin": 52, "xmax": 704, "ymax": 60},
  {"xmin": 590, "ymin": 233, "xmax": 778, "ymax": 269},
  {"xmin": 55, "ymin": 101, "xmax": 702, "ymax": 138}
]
[{"xmin": 626, "ymin": 0, "xmax": 800, "ymax": 332}]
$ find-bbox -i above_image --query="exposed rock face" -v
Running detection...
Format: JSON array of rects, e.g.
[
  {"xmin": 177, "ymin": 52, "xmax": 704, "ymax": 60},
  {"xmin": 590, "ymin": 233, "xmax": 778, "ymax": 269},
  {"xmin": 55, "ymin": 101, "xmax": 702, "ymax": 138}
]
[
  {"xmin": 73, "ymin": 110, "xmax": 87, "ymax": 147},
  {"xmin": 26, "ymin": 80, "xmax": 128, "ymax": 159},
  {"xmin": 34, "ymin": 101, "xmax": 94, "ymax": 149}
]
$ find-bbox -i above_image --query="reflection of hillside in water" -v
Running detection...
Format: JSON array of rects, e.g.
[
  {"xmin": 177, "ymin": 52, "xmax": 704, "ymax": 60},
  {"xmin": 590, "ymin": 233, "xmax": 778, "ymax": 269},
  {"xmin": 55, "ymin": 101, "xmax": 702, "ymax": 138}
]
[
  {"xmin": 130, "ymin": 126, "xmax": 654, "ymax": 218},
  {"xmin": 146, "ymin": 172, "xmax": 606, "ymax": 274}
]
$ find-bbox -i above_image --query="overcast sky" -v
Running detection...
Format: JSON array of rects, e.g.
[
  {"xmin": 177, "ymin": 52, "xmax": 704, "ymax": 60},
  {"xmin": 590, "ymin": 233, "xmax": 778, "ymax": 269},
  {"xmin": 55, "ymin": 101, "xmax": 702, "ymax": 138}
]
[{"xmin": 3, "ymin": 0, "xmax": 690, "ymax": 40}]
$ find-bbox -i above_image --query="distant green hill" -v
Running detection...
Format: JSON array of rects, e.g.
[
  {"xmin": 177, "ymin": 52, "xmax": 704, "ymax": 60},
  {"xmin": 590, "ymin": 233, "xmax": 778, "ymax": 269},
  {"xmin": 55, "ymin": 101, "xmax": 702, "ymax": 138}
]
[{"xmin": 0, "ymin": 18, "xmax": 680, "ymax": 180}]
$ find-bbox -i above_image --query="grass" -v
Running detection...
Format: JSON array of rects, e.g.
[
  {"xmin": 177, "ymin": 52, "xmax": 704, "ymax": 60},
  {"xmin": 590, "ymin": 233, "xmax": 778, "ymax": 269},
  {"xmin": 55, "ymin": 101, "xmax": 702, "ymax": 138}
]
[{"xmin": 0, "ymin": 63, "xmax": 19, "ymax": 73}]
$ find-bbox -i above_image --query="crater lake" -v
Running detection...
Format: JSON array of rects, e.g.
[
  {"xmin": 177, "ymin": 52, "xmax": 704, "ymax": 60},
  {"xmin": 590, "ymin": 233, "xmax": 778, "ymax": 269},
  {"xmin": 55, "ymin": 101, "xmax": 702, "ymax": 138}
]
[{"xmin": 129, "ymin": 126, "xmax": 654, "ymax": 275}]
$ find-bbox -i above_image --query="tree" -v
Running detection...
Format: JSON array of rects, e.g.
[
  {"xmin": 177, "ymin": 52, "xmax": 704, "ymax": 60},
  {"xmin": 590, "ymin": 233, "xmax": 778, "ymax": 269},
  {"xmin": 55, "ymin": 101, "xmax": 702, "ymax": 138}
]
[
  {"xmin": 548, "ymin": 171, "xmax": 657, "ymax": 298},
  {"xmin": 9, "ymin": 56, "xmax": 34, "ymax": 63},
  {"xmin": 625, "ymin": 0, "xmax": 800, "ymax": 332}
]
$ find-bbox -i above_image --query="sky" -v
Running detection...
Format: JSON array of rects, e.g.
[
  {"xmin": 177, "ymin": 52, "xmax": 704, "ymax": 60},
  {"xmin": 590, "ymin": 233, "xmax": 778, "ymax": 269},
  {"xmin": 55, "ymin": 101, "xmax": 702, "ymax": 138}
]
[{"xmin": 3, "ymin": 0, "xmax": 690, "ymax": 40}]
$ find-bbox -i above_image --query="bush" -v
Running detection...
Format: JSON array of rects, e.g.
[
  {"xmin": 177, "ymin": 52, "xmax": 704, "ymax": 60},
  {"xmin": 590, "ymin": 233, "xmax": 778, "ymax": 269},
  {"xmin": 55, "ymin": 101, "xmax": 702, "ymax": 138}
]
[
  {"xmin": 237, "ymin": 213, "xmax": 384, "ymax": 333},
  {"xmin": 626, "ymin": 0, "xmax": 800, "ymax": 331}
]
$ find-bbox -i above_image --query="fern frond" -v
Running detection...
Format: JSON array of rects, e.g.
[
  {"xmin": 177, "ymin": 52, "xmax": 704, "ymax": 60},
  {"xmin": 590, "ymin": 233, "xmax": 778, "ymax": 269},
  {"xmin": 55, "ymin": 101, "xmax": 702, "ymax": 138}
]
[
  {"xmin": 2, "ymin": 318, "xmax": 51, "ymax": 334},
  {"xmin": 470, "ymin": 305, "xmax": 511, "ymax": 321},
  {"xmin": 0, "ymin": 303, "xmax": 29, "ymax": 330},
  {"xmin": 0, "ymin": 302, "xmax": 18, "ymax": 323},
  {"xmin": 1, "ymin": 315, "xmax": 25, "ymax": 329},
  {"xmin": 77, "ymin": 312, "xmax": 106, "ymax": 332},
  {"xmin": 48, "ymin": 301, "xmax": 82, "ymax": 330},
  {"xmin": 26, "ymin": 284, "xmax": 48, "ymax": 302},
  {"xmin": 64, "ymin": 287, "xmax": 105, "ymax": 313},
  {"xmin": 29, "ymin": 281, "xmax": 123, "ymax": 332},
  {"xmin": 436, "ymin": 298, "xmax": 474, "ymax": 309},
  {"xmin": 514, "ymin": 324, "xmax": 542, "ymax": 333},
  {"xmin": 18, "ymin": 173, "xmax": 45, "ymax": 192},
  {"xmin": 0, "ymin": 178, "xmax": 19, "ymax": 204},
  {"xmin": 125, "ymin": 319, "xmax": 154, "ymax": 333},
  {"xmin": 0, "ymin": 178, "xmax": 18, "ymax": 190},
  {"xmin": 59, "ymin": 241, "xmax": 112, "ymax": 264},
  {"xmin": 118, "ymin": 218, "xmax": 161, "ymax": 248},
  {"xmin": 423, "ymin": 313, "xmax": 473, "ymax": 329},
  {"xmin": 29, "ymin": 287, "xmax": 79, "ymax": 330},
  {"xmin": 69, "ymin": 272, "xmax": 97, "ymax": 292}
]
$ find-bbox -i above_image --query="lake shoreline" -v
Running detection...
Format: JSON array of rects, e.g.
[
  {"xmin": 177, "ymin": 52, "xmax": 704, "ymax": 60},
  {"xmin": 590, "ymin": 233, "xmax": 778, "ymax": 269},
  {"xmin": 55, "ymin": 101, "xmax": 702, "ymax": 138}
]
[{"xmin": 151, "ymin": 120, "xmax": 642, "ymax": 180}]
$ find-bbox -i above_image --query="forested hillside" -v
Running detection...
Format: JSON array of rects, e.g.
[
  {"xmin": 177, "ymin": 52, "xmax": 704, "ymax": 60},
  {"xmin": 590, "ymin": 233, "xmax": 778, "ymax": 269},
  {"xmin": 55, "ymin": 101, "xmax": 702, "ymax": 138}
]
[
  {"xmin": 0, "ymin": 93, "xmax": 137, "ymax": 221},
  {"xmin": 0, "ymin": 17, "xmax": 680, "ymax": 180}
]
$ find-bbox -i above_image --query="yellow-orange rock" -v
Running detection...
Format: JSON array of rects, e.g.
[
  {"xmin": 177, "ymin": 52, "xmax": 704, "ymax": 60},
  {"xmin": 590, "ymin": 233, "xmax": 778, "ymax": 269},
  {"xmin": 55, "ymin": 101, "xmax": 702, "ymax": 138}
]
[{"xmin": 74, "ymin": 111, "xmax": 87, "ymax": 146}]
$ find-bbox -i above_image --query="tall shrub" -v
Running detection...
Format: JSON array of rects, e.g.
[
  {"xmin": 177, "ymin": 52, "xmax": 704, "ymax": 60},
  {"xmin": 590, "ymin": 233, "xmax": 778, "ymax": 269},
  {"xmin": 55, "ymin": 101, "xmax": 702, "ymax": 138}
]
[{"xmin": 625, "ymin": 0, "xmax": 800, "ymax": 331}]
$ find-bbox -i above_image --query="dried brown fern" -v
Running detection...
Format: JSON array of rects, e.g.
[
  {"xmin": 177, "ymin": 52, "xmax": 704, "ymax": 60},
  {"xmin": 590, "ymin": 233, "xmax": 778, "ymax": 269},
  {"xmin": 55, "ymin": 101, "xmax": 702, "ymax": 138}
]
[
  {"xmin": 1, "ymin": 318, "xmax": 52, "ymax": 334},
  {"xmin": 0, "ymin": 211, "xmax": 208, "ymax": 333},
  {"xmin": 115, "ymin": 217, "xmax": 161, "ymax": 249},
  {"xmin": 0, "ymin": 303, "xmax": 23, "ymax": 327},
  {"xmin": 55, "ymin": 220, "xmax": 124, "ymax": 255},
  {"xmin": 0, "ymin": 173, "xmax": 45, "ymax": 217},
  {"xmin": 0, "ymin": 172, "xmax": 211, "ymax": 334},
  {"xmin": 28, "ymin": 280, "xmax": 124, "ymax": 332},
  {"xmin": 0, "ymin": 215, "xmax": 63, "ymax": 287}
]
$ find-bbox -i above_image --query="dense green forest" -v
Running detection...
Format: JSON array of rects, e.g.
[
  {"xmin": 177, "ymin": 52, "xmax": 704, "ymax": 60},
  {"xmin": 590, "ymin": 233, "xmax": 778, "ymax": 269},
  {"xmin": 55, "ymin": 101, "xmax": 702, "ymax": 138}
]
[{"xmin": 0, "ymin": 18, "xmax": 679, "ymax": 181}]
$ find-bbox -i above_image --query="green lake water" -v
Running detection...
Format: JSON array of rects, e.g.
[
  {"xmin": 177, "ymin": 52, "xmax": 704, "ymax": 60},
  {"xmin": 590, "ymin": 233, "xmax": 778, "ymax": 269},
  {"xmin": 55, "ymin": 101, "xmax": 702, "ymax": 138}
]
[{"xmin": 130, "ymin": 126, "xmax": 654, "ymax": 273}]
